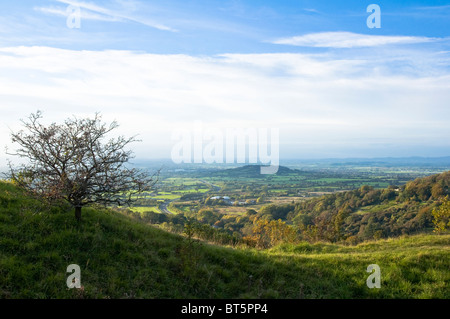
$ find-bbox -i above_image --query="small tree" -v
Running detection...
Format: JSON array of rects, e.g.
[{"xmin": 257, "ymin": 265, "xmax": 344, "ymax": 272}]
[
  {"xmin": 6, "ymin": 111, "xmax": 158, "ymax": 221},
  {"xmin": 432, "ymin": 196, "xmax": 450, "ymax": 233},
  {"xmin": 250, "ymin": 218, "xmax": 298, "ymax": 248}
]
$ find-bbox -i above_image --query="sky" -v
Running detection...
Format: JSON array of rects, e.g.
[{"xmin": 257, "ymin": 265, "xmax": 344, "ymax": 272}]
[{"xmin": 0, "ymin": 0, "xmax": 450, "ymax": 165}]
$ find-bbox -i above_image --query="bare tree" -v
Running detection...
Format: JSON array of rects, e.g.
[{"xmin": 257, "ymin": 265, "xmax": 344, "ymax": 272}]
[{"xmin": 6, "ymin": 111, "xmax": 158, "ymax": 221}]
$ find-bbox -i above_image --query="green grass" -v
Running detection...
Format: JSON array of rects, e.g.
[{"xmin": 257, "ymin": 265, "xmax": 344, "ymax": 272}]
[
  {"xmin": 354, "ymin": 201, "xmax": 428, "ymax": 215},
  {"xmin": 172, "ymin": 188, "xmax": 210, "ymax": 194},
  {"xmin": 150, "ymin": 194, "xmax": 180, "ymax": 200},
  {"xmin": 0, "ymin": 181, "xmax": 448, "ymax": 299},
  {"xmin": 354, "ymin": 201, "xmax": 399, "ymax": 215},
  {"xmin": 269, "ymin": 235, "xmax": 450, "ymax": 298},
  {"xmin": 129, "ymin": 206, "xmax": 162, "ymax": 214},
  {"xmin": 307, "ymin": 178, "xmax": 362, "ymax": 183}
]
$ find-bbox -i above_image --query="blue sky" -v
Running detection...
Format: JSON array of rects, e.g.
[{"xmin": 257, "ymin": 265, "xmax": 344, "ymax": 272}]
[
  {"xmin": 0, "ymin": 0, "xmax": 450, "ymax": 163},
  {"xmin": 1, "ymin": 0, "xmax": 450, "ymax": 53}
]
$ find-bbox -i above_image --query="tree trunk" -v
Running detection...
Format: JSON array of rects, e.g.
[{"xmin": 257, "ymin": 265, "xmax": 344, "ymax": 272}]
[{"xmin": 75, "ymin": 206, "xmax": 82, "ymax": 221}]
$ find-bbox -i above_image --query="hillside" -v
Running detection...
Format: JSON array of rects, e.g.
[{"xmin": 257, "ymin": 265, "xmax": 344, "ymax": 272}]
[
  {"xmin": 0, "ymin": 181, "xmax": 449, "ymax": 299},
  {"xmin": 286, "ymin": 171, "xmax": 450, "ymax": 243}
]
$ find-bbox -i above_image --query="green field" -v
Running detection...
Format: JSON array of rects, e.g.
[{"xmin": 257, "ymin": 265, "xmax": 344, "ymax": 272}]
[
  {"xmin": 150, "ymin": 194, "xmax": 181, "ymax": 200},
  {"xmin": 129, "ymin": 206, "xmax": 162, "ymax": 214},
  {"xmin": 172, "ymin": 188, "xmax": 210, "ymax": 194}
]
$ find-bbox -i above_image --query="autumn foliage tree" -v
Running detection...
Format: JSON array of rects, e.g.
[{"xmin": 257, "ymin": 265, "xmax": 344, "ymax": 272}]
[
  {"xmin": 432, "ymin": 196, "xmax": 450, "ymax": 233},
  {"xmin": 245, "ymin": 218, "xmax": 298, "ymax": 248},
  {"xmin": 7, "ymin": 111, "xmax": 157, "ymax": 221}
]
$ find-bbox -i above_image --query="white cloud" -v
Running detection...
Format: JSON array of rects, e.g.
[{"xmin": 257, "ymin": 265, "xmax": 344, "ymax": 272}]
[
  {"xmin": 0, "ymin": 46, "xmax": 449, "ymax": 161},
  {"xmin": 272, "ymin": 32, "xmax": 436, "ymax": 48}
]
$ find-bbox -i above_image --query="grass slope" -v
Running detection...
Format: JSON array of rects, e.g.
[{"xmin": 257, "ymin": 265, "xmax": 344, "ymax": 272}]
[{"xmin": 0, "ymin": 181, "xmax": 449, "ymax": 299}]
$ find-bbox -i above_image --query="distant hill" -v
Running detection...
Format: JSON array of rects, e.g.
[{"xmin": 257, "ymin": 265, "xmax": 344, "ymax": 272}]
[
  {"xmin": 207, "ymin": 164, "xmax": 296, "ymax": 177},
  {"xmin": 0, "ymin": 180, "xmax": 449, "ymax": 299}
]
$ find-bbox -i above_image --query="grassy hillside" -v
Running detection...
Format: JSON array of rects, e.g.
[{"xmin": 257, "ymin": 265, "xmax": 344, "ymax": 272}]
[
  {"xmin": 0, "ymin": 181, "xmax": 449, "ymax": 299},
  {"xmin": 288, "ymin": 171, "xmax": 450, "ymax": 243}
]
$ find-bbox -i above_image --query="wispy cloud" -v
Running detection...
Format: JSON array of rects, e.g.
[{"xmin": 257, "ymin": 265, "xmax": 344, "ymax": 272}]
[
  {"xmin": 272, "ymin": 32, "xmax": 436, "ymax": 48},
  {"xmin": 35, "ymin": 0, "xmax": 176, "ymax": 32},
  {"xmin": 35, "ymin": 6, "xmax": 121, "ymax": 22},
  {"xmin": 303, "ymin": 8, "xmax": 320, "ymax": 14}
]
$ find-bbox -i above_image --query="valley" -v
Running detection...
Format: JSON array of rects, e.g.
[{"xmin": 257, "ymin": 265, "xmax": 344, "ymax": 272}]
[{"xmin": 124, "ymin": 157, "xmax": 450, "ymax": 246}]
